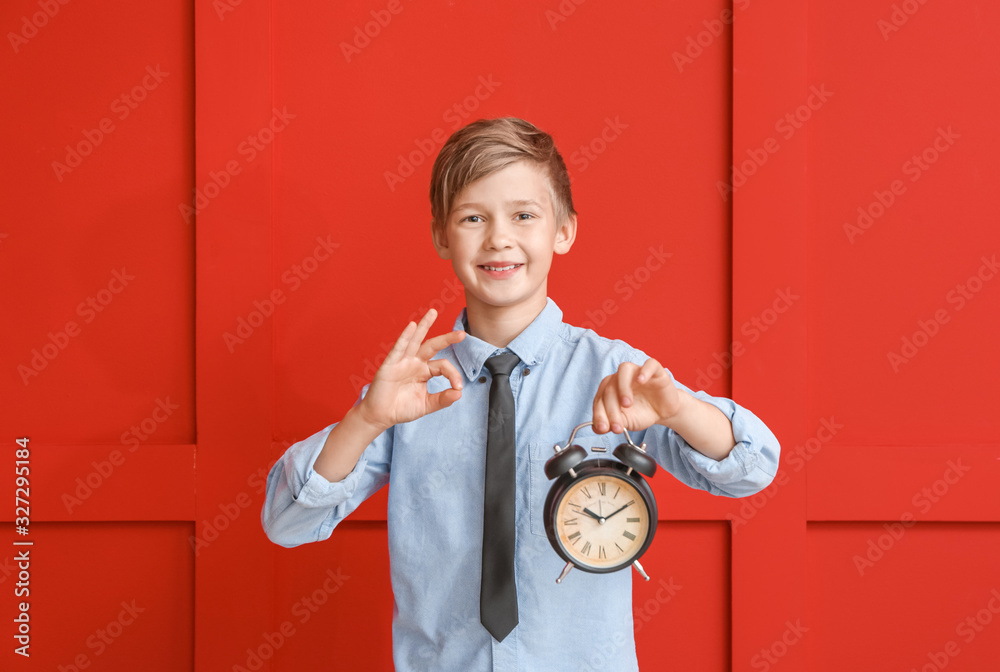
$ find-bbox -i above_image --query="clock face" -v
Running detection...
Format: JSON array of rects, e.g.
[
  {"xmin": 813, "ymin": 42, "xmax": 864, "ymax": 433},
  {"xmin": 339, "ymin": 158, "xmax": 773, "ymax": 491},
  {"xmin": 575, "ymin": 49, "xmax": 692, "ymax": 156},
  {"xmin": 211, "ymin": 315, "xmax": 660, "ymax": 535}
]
[{"xmin": 554, "ymin": 472, "xmax": 652, "ymax": 571}]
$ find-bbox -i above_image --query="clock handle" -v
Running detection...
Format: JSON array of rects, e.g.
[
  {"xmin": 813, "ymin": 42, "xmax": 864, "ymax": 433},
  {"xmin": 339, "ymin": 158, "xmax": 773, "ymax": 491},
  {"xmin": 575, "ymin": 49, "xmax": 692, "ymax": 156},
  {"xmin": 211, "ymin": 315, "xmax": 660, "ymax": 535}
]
[
  {"xmin": 621, "ymin": 427, "xmax": 645, "ymax": 452},
  {"xmin": 632, "ymin": 559, "xmax": 651, "ymax": 581},
  {"xmin": 556, "ymin": 421, "xmax": 648, "ymax": 453},
  {"xmin": 556, "ymin": 421, "xmax": 595, "ymax": 451}
]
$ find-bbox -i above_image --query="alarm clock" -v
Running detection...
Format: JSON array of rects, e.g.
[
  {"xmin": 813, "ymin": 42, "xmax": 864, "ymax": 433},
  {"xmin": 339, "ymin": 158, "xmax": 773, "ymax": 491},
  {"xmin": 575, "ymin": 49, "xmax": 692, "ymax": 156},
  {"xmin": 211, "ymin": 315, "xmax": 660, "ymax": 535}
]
[{"xmin": 543, "ymin": 421, "xmax": 658, "ymax": 584}]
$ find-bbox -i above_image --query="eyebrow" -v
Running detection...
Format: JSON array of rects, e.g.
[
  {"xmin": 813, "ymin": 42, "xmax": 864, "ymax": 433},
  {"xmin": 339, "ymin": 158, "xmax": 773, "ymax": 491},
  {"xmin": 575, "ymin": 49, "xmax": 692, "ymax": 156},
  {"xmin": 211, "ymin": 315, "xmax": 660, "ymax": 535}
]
[{"xmin": 452, "ymin": 198, "xmax": 546, "ymax": 212}]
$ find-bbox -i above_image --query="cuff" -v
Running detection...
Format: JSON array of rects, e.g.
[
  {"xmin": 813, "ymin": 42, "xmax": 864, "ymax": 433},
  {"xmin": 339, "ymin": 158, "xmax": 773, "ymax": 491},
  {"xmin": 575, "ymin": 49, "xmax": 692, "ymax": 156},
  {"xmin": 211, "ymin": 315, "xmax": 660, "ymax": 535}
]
[
  {"xmin": 677, "ymin": 391, "xmax": 777, "ymax": 494},
  {"xmin": 286, "ymin": 423, "xmax": 368, "ymax": 509}
]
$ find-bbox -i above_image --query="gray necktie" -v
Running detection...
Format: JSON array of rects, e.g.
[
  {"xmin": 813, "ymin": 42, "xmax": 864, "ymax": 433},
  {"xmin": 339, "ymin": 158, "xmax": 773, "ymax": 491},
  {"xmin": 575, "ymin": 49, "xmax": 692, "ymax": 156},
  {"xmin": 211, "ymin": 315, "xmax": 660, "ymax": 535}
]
[{"xmin": 480, "ymin": 352, "xmax": 520, "ymax": 641}]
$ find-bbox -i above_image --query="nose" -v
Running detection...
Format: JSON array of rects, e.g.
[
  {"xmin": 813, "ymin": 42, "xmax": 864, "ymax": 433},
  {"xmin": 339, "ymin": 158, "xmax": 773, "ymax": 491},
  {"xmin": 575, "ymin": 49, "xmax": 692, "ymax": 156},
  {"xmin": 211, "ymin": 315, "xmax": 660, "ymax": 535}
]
[{"xmin": 484, "ymin": 219, "xmax": 514, "ymax": 249}]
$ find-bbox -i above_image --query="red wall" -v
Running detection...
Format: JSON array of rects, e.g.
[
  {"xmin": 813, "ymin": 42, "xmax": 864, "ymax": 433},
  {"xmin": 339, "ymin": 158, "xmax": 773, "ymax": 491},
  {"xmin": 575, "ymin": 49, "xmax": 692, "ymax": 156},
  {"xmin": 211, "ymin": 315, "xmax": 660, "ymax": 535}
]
[{"xmin": 2, "ymin": 0, "xmax": 998, "ymax": 670}]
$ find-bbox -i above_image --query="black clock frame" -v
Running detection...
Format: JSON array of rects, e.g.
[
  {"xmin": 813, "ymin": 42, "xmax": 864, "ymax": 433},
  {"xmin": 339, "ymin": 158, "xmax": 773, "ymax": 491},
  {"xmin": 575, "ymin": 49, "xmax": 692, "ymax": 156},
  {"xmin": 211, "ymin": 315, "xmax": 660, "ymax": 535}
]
[{"xmin": 543, "ymin": 458, "xmax": 658, "ymax": 574}]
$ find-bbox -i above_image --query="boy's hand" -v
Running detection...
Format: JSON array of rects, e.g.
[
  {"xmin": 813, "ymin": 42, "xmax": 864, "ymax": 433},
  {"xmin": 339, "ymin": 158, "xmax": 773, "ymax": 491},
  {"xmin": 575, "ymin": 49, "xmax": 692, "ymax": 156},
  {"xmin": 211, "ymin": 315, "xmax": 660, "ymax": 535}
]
[
  {"xmin": 592, "ymin": 358, "xmax": 685, "ymax": 435},
  {"xmin": 355, "ymin": 308, "xmax": 466, "ymax": 431}
]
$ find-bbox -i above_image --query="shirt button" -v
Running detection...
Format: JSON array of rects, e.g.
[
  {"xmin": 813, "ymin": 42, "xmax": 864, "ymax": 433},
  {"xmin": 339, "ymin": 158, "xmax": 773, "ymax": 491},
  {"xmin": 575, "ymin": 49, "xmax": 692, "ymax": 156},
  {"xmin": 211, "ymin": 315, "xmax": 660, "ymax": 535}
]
[
  {"xmin": 478, "ymin": 376, "xmax": 487, "ymax": 383},
  {"xmin": 523, "ymin": 368, "xmax": 530, "ymax": 376}
]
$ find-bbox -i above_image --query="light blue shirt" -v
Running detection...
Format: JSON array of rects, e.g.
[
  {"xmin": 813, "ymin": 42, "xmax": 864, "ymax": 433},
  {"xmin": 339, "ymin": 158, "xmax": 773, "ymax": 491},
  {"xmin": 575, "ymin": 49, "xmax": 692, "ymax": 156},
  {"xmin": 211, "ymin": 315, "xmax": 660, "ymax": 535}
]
[{"xmin": 261, "ymin": 297, "xmax": 780, "ymax": 671}]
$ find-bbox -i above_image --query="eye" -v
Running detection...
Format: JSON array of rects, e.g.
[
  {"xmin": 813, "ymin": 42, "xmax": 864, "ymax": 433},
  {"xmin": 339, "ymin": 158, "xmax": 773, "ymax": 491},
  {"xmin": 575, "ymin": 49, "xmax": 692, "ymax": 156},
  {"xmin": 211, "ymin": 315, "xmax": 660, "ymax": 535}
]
[
  {"xmin": 516, "ymin": 213, "xmax": 534, "ymax": 221},
  {"xmin": 462, "ymin": 215, "xmax": 484, "ymax": 223}
]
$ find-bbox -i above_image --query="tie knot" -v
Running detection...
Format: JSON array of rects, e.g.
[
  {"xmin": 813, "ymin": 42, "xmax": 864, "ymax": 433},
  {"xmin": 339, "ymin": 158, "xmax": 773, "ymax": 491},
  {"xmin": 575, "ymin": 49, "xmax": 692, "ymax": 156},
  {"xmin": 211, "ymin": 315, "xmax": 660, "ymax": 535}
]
[{"xmin": 485, "ymin": 352, "xmax": 520, "ymax": 378}]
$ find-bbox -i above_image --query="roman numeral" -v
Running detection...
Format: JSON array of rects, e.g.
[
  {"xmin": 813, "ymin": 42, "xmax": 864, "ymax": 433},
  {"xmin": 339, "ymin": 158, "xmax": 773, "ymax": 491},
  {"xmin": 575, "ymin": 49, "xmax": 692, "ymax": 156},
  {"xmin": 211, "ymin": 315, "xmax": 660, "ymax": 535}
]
[
  {"xmin": 622, "ymin": 530, "xmax": 636, "ymax": 541},
  {"xmin": 626, "ymin": 517, "xmax": 640, "ymax": 523},
  {"xmin": 613, "ymin": 486, "xmax": 620, "ymax": 499},
  {"xmin": 581, "ymin": 541, "xmax": 591, "ymax": 556},
  {"xmin": 615, "ymin": 542, "xmax": 625, "ymax": 553},
  {"xmin": 568, "ymin": 502, "xmax": 582, "ymax": 511},
  {"xmin": 568, "ymin": 531, "xmax": 581, "ymax": 544},
  {"xmin": 563, "ymin": 518, "xmax": 579, "ymax": 526},
  {"xmin": 599, "ymin": 546, "xmax": 607, "ymax": 559},
  {"xmin": 581, "ymin": 486, "xmax": 592, "ymax": 499},
  {"xmin": 598, "ymin": 482, "xmax": 606, "ymax": 496}
]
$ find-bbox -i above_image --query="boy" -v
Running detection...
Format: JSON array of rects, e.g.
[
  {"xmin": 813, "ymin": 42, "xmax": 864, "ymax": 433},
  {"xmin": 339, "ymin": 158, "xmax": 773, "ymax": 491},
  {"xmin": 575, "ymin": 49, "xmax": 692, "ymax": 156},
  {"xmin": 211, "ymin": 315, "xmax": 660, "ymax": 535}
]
[{"xmin": 262, "ymin": 117, "xmax": 780, "ymax": 671}]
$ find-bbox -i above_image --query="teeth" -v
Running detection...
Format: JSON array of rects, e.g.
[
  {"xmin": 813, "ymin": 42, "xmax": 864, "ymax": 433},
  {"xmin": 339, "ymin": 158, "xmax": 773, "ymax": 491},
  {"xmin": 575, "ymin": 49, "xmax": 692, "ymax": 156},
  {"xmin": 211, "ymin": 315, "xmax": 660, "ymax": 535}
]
[{"xmin": 484, "ymin": 264, "xmax": 518, "ymax": 271}]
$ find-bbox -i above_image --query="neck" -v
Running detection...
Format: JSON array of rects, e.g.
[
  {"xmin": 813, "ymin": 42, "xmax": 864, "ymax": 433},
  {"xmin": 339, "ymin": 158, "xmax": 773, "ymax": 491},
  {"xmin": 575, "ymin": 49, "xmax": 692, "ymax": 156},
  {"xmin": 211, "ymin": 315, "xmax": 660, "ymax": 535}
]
[{"xmin": 464, "ymin": 291, "xmax": 547, "ymax": 348}]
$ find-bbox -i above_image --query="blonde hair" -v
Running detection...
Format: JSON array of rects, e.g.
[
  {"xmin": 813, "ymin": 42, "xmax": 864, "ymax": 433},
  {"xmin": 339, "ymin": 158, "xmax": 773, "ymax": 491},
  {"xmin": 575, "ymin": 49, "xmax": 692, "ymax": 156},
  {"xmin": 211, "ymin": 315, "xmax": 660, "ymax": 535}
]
[{"xmin": 429, "ymin": 117, "xmax": 576, "ymax": 230}]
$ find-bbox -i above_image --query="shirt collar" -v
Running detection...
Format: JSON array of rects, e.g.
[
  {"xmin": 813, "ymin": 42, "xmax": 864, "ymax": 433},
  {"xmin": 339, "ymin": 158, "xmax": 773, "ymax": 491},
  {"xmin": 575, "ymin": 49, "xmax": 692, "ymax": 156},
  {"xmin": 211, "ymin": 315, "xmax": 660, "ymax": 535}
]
[{"xmin": 452, "ymin": 297, "xmax": 563, "ymax": 380}]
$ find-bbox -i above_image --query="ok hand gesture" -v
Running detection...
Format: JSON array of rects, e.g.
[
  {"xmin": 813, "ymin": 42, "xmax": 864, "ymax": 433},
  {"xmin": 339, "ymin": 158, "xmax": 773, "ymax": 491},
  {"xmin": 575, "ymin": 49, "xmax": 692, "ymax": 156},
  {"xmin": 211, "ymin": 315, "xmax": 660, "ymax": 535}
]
[{"xmin": 356, "ymin": 308, "xmax": 467, "ymax": 431}]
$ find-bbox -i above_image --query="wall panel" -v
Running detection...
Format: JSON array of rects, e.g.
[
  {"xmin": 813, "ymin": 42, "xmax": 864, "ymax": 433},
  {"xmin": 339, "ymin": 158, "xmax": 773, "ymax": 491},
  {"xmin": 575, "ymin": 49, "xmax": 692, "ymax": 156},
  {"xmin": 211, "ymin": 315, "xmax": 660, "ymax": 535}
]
[{"xmin": 4, "ymin": 0, "xmax": 997, "ymax": 669}]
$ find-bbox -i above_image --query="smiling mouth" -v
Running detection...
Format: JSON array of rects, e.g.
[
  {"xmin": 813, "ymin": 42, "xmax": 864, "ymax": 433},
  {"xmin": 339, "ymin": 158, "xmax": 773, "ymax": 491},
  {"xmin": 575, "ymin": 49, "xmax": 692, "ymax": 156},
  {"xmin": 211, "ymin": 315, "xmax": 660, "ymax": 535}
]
[{"xmin": 480, "ymin": 264, "xmax": 522, "ymax": 272}]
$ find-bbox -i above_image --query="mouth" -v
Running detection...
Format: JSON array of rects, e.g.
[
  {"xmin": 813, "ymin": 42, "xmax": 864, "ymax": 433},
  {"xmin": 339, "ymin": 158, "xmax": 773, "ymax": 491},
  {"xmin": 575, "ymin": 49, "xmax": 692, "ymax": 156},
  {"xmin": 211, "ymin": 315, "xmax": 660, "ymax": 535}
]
[{"xmin": 478, "ymin": 263, "xmax": 523, "ymax": 278}]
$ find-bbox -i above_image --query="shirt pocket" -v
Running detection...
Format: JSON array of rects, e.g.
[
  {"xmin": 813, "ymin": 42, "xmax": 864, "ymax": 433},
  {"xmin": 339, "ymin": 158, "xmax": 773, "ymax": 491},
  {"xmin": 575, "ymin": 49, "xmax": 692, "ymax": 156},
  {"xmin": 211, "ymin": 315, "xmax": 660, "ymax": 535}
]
[
  {"xmin": 527, "ymin": 440, "xmax": 556, "ymax": 537},
  {"xmin": 527, "ymin": 432, "xmax": 620, "ymax": 537}
]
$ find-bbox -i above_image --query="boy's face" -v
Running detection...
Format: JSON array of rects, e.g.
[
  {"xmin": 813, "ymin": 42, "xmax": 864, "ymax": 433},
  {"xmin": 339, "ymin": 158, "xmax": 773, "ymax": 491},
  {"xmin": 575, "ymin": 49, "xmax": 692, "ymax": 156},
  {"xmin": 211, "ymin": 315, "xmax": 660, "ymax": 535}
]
[{"xmin": 432, "ymin": 160, "xmax": 576, "ymax": 319}]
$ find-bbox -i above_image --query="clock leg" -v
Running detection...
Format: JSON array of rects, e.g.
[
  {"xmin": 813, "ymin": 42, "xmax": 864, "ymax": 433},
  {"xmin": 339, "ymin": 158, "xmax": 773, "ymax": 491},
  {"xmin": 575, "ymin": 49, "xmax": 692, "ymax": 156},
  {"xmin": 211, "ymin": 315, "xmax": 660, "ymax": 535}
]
[
  {"xmin": 632, "ymin": 559, "xmax": 650, "ymax": 581},
  {"xmin": 555, "ymin": 562, "xmax": 574, "ymax": 584}
]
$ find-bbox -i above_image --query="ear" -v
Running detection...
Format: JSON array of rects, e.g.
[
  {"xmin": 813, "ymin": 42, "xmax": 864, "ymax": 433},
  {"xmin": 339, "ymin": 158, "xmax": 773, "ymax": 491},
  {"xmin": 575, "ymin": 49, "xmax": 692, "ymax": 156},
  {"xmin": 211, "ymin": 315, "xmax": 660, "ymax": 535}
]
[
  {"xmin": 553, "ymin": 212, "xmax": 577, "ymax": 255},
  {"xmin": 431, "ymin": 220, "xmax": 452, "ymax": 260}
]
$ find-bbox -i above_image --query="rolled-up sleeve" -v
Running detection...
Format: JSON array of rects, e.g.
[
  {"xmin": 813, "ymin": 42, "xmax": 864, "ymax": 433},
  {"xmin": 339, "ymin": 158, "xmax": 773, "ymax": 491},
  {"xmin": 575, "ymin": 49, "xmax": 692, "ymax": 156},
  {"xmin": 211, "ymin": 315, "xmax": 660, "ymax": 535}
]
[
  {"xmin": 616, "ymin": 345, "xmax": 780, "ymax": 498},
  {"xmin": 261, "ymin": 386, "xmax": 392, "ymax": 547}
]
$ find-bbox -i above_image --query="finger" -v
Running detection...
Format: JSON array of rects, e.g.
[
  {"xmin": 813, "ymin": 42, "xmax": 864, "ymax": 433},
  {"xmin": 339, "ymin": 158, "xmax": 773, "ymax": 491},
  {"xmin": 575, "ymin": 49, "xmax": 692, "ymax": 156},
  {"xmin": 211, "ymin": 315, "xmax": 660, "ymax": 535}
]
[
  {"xmin": 602, "ymin": 379, "xmax": 626, "ymax": 434},
  {"xmin": 386, "ymin": 320, "xmax": 417, "ymax": 363},
  {"xmin": 650, "ymin": 363, "xmax": 674, "ymax": 391},
  {"xmin": 427, "ymin": 358, "xmax": 464, "ymax": 392},
  {"xmin": 405, "ymin": 308, "xmax": 439, "ymax": 358},
  {"xmin": 416, "ymin": 329, "xmax": 466, "ymax": 361},
  {"xmin": 592, "ymin": 376, "xmax": 612, "ymax": 433},
  {"xmin": 425, "ymin": 387, "xmax": 463, "ymax": 415},
  {"xmin": 636, "ymin": 357, "xmax": 661, "ymax": 384},
  {"xmin": 616, "ymin": 363, "xmax": 638, "ymax": 408}
]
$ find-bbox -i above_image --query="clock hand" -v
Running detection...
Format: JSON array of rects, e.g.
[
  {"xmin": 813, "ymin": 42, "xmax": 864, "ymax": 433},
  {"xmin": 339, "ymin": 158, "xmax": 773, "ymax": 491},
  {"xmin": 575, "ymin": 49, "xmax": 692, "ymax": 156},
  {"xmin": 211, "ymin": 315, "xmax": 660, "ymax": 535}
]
[
  {"xmin": 581, "ymin": 508, "xmax": 603, "ymax": 522},
  {"xmin": 604, "ymin": 501, "xmax": 635, "ymax": 520}
]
